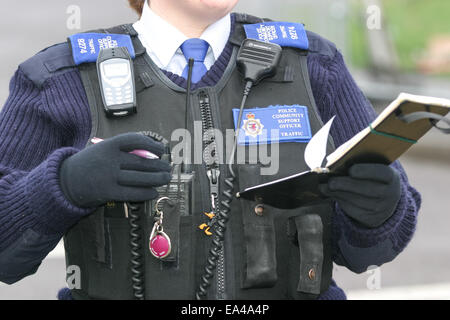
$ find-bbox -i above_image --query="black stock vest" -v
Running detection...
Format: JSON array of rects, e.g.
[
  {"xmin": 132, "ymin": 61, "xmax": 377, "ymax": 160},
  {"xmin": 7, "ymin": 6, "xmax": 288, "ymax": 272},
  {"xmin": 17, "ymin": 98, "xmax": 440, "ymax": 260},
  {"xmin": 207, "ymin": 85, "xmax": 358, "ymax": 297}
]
[{"xmin": 63, "ymin": 13, "xmax": 336, "ymax": 300}]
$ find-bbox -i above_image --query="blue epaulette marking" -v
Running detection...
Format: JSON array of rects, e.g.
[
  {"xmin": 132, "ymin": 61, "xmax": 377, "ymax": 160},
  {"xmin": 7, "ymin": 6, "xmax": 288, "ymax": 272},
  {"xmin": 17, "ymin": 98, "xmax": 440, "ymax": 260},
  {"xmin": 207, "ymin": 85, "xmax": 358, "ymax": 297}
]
[
  {"xmin": 68, "ymin": 33, "xmax": 135, "ymax": 65},
  {"xmin": 243, "ymin": 21, "xmax": 309, "ymax": 50}
]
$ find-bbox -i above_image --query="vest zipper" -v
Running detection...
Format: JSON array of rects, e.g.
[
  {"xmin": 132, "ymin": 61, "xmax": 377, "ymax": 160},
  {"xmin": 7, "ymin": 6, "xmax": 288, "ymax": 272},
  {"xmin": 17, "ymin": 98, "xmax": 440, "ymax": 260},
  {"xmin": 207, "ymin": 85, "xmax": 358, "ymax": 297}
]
[{"xmin": 198, "ymin": 91, "xmax": 226, "ymax": 299}]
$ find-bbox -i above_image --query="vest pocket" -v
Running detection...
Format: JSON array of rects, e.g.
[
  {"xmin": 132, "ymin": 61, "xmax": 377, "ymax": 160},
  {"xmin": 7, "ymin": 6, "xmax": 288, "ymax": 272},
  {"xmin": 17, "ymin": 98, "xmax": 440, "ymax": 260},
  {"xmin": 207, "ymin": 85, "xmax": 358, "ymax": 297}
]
[
  {"xmin": 295, "ymin": 214, "xmax": 324, "ymax": 295},
  {"xmin": 286, "ymin": 202, "xmax": 334, "ymax": 299},
  {"xmin": 86, "ymin": 216, "xmax": 135, "ymax": 300},
  {"xmin": 238, "ymin": 164, "xmax": 278, "ymax": 289},
  {"xmin": 64, "ymin": 208, "xmax": 136, "ymax": 300},
  {"xmin": 144, "ymin": 215, "xmax": 196, "ymax": 299},
  {"xmin": 241, "ymin": 222, "xmax": 277, "ymax": 289}
]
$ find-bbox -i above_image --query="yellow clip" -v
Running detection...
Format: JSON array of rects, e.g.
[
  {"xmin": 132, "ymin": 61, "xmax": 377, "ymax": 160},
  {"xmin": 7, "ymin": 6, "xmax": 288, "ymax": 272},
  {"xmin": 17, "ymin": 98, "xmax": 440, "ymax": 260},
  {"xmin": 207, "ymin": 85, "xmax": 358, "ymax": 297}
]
[
  {"xmin": 199, "ymin": 223, "xmax": 213, "ymax": 236},
  {"xmin": 203, "ymin": 212, "xmax": 215, "ymax": 219}
]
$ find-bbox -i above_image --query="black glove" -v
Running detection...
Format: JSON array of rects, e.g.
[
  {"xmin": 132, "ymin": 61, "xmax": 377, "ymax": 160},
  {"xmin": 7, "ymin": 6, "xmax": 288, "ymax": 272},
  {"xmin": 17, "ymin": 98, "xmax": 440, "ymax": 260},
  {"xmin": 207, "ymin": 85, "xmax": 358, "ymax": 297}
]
[
  {"xmin": 319, "ymin": 163, "xmax": 401, "ymax": 228},
  {"xmin": 60, "ymin": 133, "xmax": 172, "ymax": 208}
]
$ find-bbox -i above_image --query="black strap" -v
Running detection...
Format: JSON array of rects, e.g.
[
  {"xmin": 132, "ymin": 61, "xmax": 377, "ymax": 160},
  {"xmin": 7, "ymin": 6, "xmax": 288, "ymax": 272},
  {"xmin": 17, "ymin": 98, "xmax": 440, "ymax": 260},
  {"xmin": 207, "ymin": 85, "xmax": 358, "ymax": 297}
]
[
  {"xmin": 106, "ymin": 24, "xmax": 146, "ymax": 57},
  {"xmin": 295, "ymin": 214, "xmax": 323, "ymax": 295},
  {"xmin": 397, "ymin": 111, "xmax": 450, "ymax": 134}
]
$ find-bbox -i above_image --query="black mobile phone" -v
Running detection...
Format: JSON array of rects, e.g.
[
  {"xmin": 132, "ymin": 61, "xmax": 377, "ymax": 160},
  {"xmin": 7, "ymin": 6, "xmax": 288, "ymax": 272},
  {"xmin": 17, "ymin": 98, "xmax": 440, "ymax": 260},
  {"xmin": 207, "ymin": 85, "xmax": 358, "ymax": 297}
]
[{"xmin": 96, "ymin": 46, "xmax": 137, "ymax": 117}]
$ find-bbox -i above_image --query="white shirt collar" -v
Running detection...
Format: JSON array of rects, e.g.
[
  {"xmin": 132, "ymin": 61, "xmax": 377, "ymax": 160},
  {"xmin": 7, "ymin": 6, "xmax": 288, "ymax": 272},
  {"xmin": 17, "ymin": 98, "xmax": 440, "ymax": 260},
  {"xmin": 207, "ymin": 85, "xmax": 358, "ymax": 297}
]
[
  {"xmin": 200, "ymin": 13, "xmax": 231, "ymax": 61},
  {"xmin": 133, "ymin": 2, "xmax": 231, "ymax": 69}
]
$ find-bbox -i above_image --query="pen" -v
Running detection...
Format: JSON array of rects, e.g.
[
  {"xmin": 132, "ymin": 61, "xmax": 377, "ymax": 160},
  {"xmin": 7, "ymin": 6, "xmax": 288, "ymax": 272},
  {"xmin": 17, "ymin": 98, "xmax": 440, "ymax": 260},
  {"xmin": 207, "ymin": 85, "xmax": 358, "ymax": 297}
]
[{"xmin": 91, "ymin": 137, "xmax": 160, "ymax": 160}]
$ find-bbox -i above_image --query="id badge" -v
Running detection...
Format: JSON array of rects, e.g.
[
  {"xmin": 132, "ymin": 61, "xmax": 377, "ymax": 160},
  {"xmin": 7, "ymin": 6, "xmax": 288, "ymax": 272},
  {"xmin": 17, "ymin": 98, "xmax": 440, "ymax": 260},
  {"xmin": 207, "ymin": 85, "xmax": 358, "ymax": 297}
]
[{"xmin": 233, "ymin": 105, "xmax": 312, "ymax": 145}]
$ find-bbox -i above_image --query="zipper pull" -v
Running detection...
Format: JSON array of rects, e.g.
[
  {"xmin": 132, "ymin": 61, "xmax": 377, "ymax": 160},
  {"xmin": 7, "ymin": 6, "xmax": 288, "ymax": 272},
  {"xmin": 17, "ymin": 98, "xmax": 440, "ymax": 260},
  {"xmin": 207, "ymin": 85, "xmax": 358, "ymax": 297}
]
[
  {"xmin": 207, "ymin": 169, "xmax": 220, "ymax": 195},
  {"xmin": 199, "ymin": 91, "xmax": 209, "ymax": 104},
  {"xmin": 207, "ymin": 169, "xmax": 220, "ymax": 211},
  {"xmin": 199, "ymin": 169, "xmax": 220, "ymax": 236}
]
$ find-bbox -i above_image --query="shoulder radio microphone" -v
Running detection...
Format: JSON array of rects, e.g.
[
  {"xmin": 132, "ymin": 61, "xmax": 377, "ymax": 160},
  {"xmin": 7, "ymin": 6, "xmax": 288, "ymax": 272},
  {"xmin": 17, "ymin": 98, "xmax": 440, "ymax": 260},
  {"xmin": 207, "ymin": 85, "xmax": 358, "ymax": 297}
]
[{"xmin": 236, "ymin": 38, "xmax": 282, "ymax": 86}]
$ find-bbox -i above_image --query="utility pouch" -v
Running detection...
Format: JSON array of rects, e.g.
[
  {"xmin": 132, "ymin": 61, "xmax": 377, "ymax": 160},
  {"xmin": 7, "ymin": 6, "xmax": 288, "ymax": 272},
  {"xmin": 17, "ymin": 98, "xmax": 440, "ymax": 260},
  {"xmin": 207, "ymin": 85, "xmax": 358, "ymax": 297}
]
[
  {"xmin": 287, "ymin": 202, "xmax": 333, "ymax": 298},
  {"xmin": 158, "ymin": 199, "xmax": 180, "ymax": 263},
  {"xmin": 154, "ymin": 168, "xmax": 194, "ymax": 264},
  {"xmin": 242, "ymin": 216, "xmax": 277, "ymax": 289},
  {"xmin": 239, "ymin": 164, "xmax": 277, "ymax": 289},
  {"xmin": 82, "ymin": 204, "xmax": 137, "ymax": 300},
  {"xmin": 295, "ymin": 214, "xmax": 324, "ymax": 294},
  {"xmin": 143, "ymin": 170, "xmax": 197, "ymax": 299}
]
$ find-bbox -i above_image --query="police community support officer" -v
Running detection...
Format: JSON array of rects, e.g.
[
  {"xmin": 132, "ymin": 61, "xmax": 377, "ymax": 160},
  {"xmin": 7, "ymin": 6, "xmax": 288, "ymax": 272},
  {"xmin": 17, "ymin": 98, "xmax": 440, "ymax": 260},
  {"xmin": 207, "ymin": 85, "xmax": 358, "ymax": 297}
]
[{"xmin": 0, "ymin": 0, "xmax": 421, "ymax": 300}]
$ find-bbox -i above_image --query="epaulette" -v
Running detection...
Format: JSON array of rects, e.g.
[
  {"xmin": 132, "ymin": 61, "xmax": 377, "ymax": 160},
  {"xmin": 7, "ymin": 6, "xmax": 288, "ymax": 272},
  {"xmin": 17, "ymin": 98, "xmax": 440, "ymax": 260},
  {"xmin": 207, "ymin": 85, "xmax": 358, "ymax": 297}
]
[
  {"xmin": 306, "ymin": 30, "xmax": 338, "ymax": 59},
  {"xmin": 234, "ymin": 12, "xmax": 268, "ymax": 24},
  {"xmin": 233, "ymin": 12, "xmax": 336, "ymax": 56},
  {"xmin": 18, "ymin": 24, "xmax": 141, "ymax": 89},
  {"xmin": 19, "ymin": 42, "xmax": 76, "ymax": 89}
]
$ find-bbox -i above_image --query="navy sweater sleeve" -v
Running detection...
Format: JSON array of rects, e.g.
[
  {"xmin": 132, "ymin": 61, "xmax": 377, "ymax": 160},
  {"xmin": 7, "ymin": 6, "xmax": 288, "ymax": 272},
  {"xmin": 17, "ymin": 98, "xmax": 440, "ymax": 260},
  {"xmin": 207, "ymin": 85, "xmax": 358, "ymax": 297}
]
[
  {"xmin": 0, "ymin": 69, "xmax": 93, "ymax": 284},
  {"xmin": 308, "ymin": 49, "xmax": 421, "ymax": 273}
]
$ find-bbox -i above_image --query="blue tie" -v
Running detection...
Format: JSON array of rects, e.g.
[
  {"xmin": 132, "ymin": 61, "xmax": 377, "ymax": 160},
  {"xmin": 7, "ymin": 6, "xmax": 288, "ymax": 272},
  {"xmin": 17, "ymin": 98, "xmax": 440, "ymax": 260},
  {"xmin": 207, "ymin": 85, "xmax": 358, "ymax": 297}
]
[{"xmin": 181, "ymin": 38, "xmax": 209, "ymax": 83}]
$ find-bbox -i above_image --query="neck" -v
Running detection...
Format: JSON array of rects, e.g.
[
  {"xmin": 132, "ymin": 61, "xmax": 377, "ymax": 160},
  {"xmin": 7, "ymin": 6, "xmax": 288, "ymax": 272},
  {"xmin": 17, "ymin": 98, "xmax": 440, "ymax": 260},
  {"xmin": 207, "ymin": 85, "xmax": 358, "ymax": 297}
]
[{"xmin": 150, "ymin": 2, "xmax": 212, "ymax": 38}]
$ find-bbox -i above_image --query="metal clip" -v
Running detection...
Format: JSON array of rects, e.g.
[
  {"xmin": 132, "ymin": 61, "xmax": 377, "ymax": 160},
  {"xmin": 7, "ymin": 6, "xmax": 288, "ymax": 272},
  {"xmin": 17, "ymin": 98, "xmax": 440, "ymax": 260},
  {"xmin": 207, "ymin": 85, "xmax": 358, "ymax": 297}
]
[
  {"xmin": 124, "ymin": 203, "xmax": 129, "ymax": 219},
  {"xmin": 150, "ymin": 220, "xmax": 165, "ymax": 241}
]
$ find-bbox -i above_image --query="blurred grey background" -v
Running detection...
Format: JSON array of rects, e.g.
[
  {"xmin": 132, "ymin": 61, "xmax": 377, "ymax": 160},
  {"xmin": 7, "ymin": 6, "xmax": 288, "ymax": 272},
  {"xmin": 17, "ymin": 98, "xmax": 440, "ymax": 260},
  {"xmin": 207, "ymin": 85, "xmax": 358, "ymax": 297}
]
[{"xmin": 0, "ymin": 0, "xmax": 449, "ymax": 300}]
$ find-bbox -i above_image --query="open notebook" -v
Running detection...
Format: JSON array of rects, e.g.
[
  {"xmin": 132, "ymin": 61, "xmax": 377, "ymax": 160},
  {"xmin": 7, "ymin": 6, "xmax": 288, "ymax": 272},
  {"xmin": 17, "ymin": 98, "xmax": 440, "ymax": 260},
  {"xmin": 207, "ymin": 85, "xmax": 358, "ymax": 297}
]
[{"xmin": 237, "ymin": 93, "xmax": 450, "ymax": 209}]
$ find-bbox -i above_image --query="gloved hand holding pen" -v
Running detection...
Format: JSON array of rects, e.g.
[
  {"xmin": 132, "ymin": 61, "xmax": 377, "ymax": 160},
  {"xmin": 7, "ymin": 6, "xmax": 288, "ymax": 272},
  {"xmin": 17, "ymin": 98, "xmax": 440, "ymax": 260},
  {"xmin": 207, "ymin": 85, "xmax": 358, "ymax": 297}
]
[{"xmin": 59, "ymin": 132, "xmax": 172, "ymax": 208}]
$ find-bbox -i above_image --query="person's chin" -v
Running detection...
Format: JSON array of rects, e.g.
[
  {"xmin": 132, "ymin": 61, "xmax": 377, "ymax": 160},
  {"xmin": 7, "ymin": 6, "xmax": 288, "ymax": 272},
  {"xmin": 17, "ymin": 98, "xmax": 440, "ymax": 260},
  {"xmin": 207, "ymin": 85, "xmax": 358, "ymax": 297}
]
[{"xmin": 199, "ymin": 0, "xmax": 238, "ymax": 13}]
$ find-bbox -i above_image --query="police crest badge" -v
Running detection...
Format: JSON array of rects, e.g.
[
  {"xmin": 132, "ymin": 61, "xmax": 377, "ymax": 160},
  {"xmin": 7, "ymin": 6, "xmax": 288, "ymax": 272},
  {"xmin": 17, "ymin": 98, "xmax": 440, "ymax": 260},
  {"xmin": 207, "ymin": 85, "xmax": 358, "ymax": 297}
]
[
  {"xmin": 242, "ymin": 113, "xmax": 264, "ymax": 138},
  {"xmin": 233, "ymin": 105, "xmax": 312, "ymax": 145}
]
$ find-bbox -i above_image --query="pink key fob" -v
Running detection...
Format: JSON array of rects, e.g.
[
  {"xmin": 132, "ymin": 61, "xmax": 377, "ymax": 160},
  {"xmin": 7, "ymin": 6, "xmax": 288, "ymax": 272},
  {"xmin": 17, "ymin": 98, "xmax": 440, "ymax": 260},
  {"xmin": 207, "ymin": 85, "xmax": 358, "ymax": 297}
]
[
  {"xmin": 150, "ymin": 197, "xmax": 172, "ymax": 260},
  {"xmin": 149, "ymin": 231, "xmax": 171, "ymax": 259}
]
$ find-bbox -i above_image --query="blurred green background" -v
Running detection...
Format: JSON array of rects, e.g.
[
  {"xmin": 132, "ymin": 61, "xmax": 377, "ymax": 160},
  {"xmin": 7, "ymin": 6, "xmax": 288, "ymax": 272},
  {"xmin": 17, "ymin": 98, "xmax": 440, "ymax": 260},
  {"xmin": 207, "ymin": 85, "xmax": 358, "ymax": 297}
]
[
  {"xmin": 236, "ymin": 0, "xmax": 450, "ymax": 103},
  {"xmin": 349, "ymin": 0, "xmax": 450, "ymax": 75}
]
